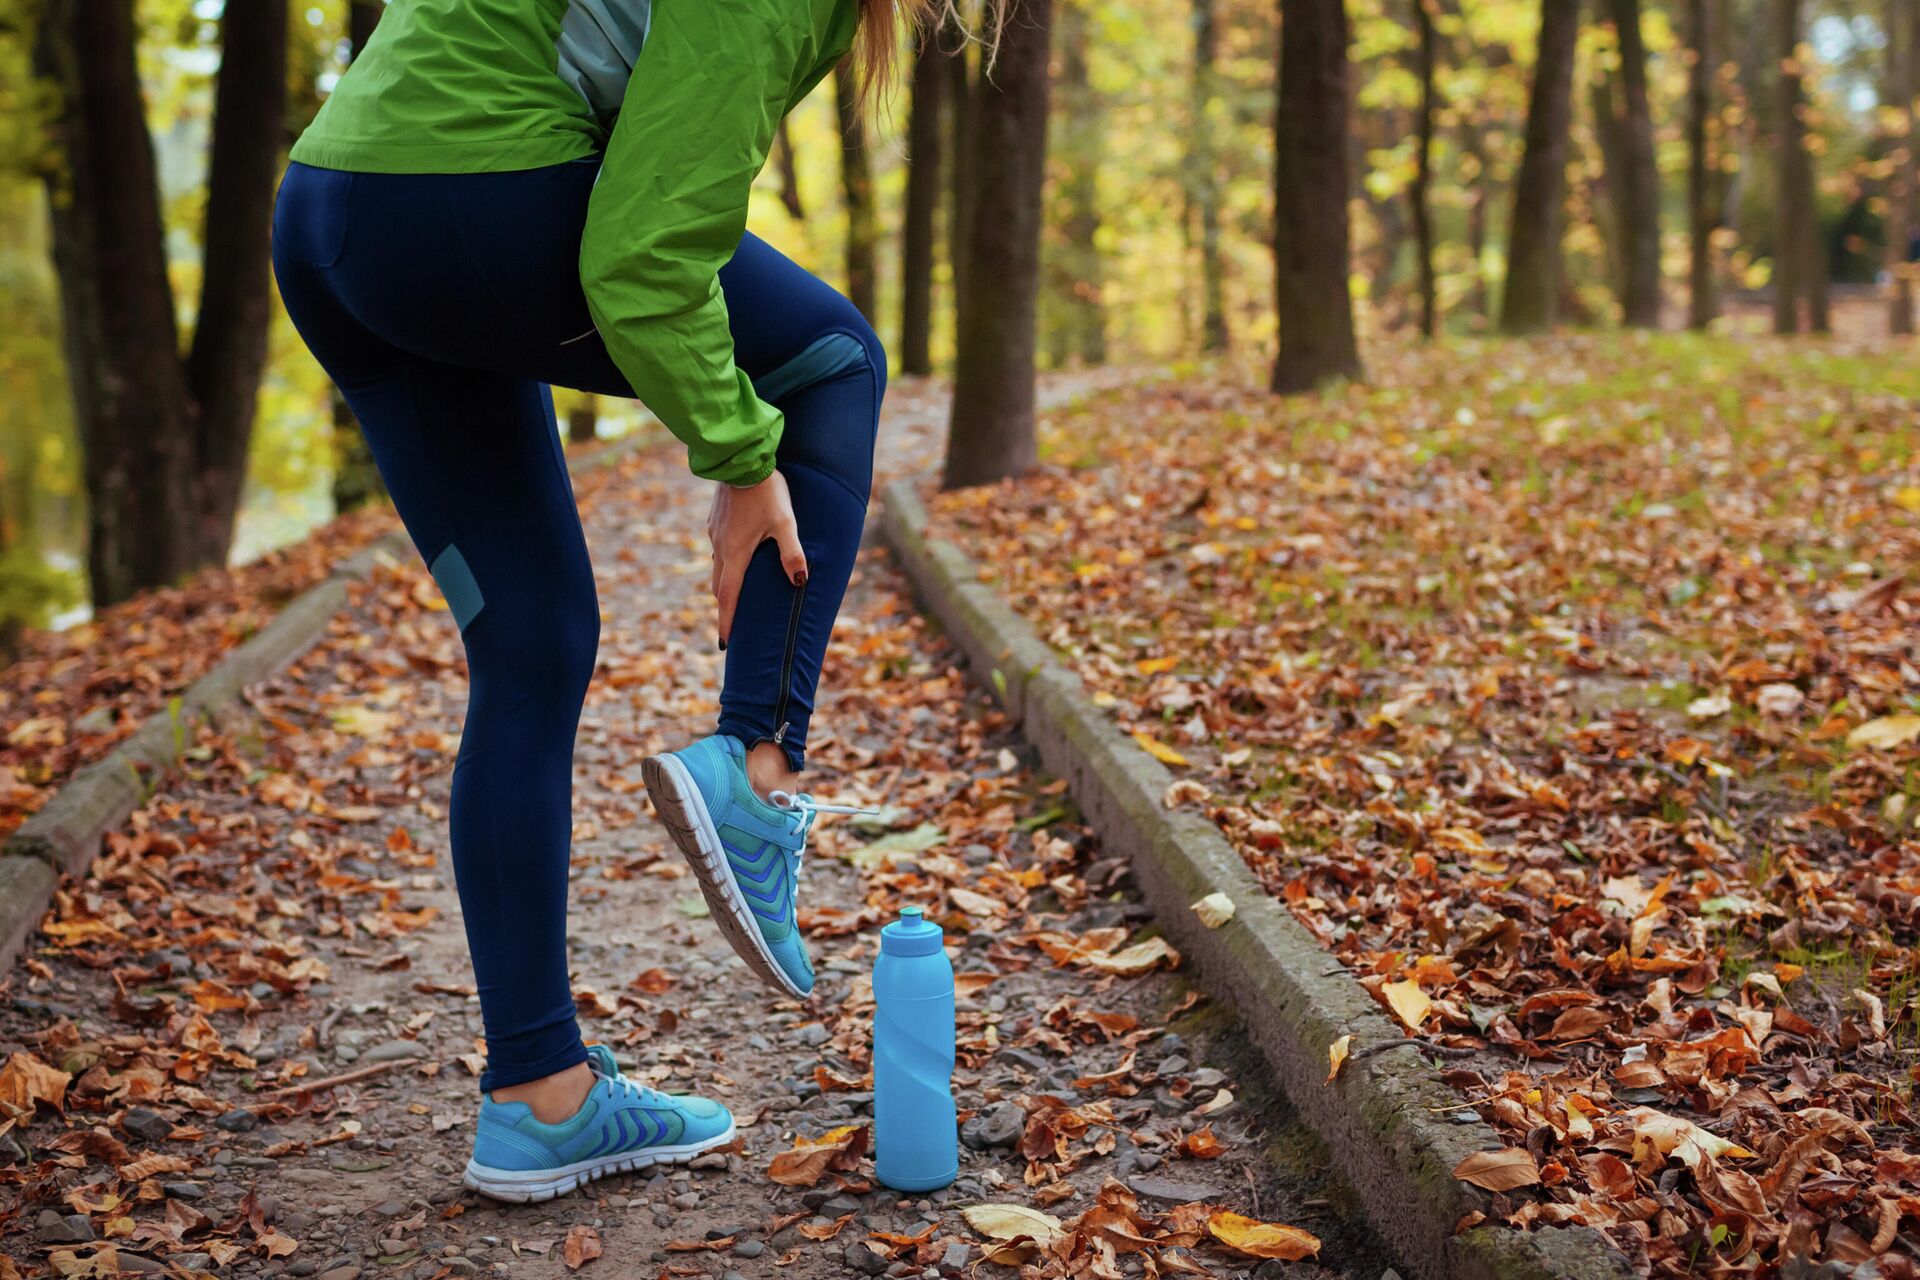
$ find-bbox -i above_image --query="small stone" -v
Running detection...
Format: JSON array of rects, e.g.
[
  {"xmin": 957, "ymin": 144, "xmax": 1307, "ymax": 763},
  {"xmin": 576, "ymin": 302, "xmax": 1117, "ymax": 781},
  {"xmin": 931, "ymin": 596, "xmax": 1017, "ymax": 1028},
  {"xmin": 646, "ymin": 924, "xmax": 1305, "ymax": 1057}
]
[
  {"xmin": 960, "ymin": 1100, "xmax": 1023, "ymax": 1150},
  {"xmin": 217, "ymin": 1109, "xmax": 260, "ymax": 1133},
  {"xmin": 173, "ymin": 1255, "xmax": 213, "ymax": 1273},
  {"xmin": 731, "ymin": 1239, "xmax": 766, "ymax": 1258},
  {"xmin": 795, "ymin": 1024, "xmax": 831, "ymax": 1047},
  {"xmin": 372, "ymin": 1200, "xmax": 409, "ymax": 1217},
  {"xmin": 1157, "ymin": 1055, "xmax": 1190, "ymax": 1076},
  {"xmin": 161, "ymin": 1182, "xmax": 204, "ymax": 1201},
  {"xmin": 36, "ymin": 1212, "xmax": 95, "ymax": 1244},
  {"xmin": 288, "ymin": 1260, "xmax": 320, "ymax": 1276},
  {"xmin": 1187, "ymin": 1067, "xmax": 1226, "ymax": 1088},
  {"xmin": 360, "ymin": 1039, "xmax": 426, "ymax": 1065},
  {"xmin": 122, "ymin": 1107, "xmax": 174, "ymax": 1143},
  {"xmin": 671, "ymin": 1191, "xmax": 700, "ymax": 1209},
  {"xmin": 821, "ymin": 1194, "xmax": 863, "ymax": 1215},
  {"xmin": 845, "ymin": 1239, "xmax": 893, "ymax": 1275},
  {"xmin": 1125, "ymin": 1175, "xmax": 1223, "ymax": 1203},
  {"xmin": 939, "ymin": 1241, "xmax": 970, "ymax": 1271},
  {"xmin": 689, "ymin": 1152, "xmax": 728, "ymax": 1170},
  {"xmin": 113, "ymin": 1252, "xmax": 165, "ymax": 1273},
  {"xmin": 319, "ymin": 1269, "xmax": 362, "ymax": 1280}
]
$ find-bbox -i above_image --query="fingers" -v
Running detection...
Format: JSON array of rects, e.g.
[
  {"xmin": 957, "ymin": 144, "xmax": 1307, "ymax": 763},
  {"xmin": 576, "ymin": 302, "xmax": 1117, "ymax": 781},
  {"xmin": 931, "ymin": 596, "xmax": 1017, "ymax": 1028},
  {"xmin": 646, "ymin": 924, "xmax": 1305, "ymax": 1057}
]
[
  {"xmin": 715, "ymin": 552, "xmax": 744, "ymax": 648},
  {"xmin": 775, "ymin": 518, "xmax": 808, "ymax": 588}
]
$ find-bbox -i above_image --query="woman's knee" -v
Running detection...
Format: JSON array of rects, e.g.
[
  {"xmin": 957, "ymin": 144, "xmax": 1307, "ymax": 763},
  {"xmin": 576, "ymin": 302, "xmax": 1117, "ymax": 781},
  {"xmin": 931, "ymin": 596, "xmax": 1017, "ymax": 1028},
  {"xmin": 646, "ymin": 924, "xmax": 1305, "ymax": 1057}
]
[{"xmin": 467, "ymin": 580, "xmax": 600, "ymax": 704}]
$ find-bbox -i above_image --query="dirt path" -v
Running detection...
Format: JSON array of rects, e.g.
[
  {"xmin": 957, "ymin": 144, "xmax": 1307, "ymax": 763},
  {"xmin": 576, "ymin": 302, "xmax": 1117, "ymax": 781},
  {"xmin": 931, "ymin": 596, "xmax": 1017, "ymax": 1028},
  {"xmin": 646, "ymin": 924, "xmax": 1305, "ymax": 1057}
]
[{"xmin": 2, "ymin": 377, "xmax": 1397, "ymax": 1280}]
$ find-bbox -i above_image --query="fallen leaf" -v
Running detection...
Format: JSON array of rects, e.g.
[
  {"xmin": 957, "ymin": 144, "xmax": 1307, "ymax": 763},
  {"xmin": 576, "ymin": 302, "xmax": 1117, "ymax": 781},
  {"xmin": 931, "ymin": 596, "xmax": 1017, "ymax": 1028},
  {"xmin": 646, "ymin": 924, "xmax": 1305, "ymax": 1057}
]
[
  {"xmin": 1381, "ymin": 979, "xmax": 1431, "ymax": 1031},
  {"xmin": 1132, "ymin": 730, "xmax": 1190, "ymax": 767},
  {"xmin": 1452, "ymin": 1147, "xmax": 1542, "ymax": 1191},
  {"xmin": 1848, "ymin": 714, "xmax": 1920, "ymax": 749},
  {"xmin": 1206, "ymin": 1210, "xmax": 1321, "ymax": 1260},
  {"xmin": 563, "ymin": 1224, "xmax": 602, "ymax": 1269},
  {"xmin": 1326, "ymin": 1033, "xmax": 1352, "ymax": 1083},
  {"xmin": 766, "ymin": 1124, "xmax": 869, "ymax": 1187},
  {"xmin": 1191, "ymin": 892, "xmax": 1235, "ymax": 928}
]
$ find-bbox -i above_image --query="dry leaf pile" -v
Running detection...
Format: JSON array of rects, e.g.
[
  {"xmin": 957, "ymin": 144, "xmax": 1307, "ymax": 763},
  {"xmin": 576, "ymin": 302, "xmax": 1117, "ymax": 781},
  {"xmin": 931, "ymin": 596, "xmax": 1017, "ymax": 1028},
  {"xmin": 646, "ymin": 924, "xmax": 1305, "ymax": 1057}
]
[
  {"xmin": 2, "ymin": 401, "xmax": 1366, "ymax": 1278},
  {"xmin": 927, "ymin": 336, "xmax": 1920, "ymax": 1276}
]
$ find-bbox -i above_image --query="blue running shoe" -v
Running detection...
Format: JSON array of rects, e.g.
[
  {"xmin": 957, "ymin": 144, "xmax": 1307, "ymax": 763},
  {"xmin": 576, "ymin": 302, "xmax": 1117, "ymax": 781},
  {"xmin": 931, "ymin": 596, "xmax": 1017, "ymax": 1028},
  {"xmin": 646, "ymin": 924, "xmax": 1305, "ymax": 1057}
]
[
  {"xmin": 462, "ymin": 1045, "xmax": 734, "ymax": 1203},
  {"xmin": 643, "ymin": 734, "xmax": 869, "ymax": 997}
]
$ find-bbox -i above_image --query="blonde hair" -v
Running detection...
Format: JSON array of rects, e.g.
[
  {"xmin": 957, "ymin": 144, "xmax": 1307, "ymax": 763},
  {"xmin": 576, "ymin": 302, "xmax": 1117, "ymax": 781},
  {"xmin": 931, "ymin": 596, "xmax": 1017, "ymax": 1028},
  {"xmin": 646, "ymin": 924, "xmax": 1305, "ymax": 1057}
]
[{"xmin": 855, "ymin": 0, "xmax": 1007, "ymax": 109}]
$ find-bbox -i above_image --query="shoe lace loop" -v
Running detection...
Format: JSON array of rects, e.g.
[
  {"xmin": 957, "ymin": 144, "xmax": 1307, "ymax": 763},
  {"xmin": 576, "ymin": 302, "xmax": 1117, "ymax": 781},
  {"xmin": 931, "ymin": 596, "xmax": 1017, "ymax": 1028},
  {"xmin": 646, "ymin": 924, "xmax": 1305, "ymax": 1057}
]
[
  {"xmin": 766, "ymin": 792, "xmax": 878, "ymax": 893},
  {"xmin": 595, "ymin": 1060, "xmax": 668, "ymax": 1106}
]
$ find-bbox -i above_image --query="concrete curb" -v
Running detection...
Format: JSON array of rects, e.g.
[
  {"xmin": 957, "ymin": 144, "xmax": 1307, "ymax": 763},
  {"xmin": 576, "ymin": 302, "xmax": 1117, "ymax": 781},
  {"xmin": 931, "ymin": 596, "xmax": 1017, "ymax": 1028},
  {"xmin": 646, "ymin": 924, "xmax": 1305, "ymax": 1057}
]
[
  {"xmin": 878, "ymin": 478, "xmax": 1633, "ymax": 1280},
  {"xmin": 0, "ymin": 432, "xmax": 652, "ymax": 975}
]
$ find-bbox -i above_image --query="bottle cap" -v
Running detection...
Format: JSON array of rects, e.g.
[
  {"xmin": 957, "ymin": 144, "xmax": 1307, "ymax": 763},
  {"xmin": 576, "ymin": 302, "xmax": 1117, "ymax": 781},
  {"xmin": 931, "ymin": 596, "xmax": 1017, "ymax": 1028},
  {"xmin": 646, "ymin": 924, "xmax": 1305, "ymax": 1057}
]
[{"xmin": 880, "ymin": 906, "xmax": 944, "ymax": 957}]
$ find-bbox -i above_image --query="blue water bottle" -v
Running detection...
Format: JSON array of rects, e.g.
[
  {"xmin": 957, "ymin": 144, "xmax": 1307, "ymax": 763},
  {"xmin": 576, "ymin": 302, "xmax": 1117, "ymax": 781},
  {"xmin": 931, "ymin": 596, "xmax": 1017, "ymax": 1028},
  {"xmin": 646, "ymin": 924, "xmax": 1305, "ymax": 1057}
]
[{"xmin": 873, "ymin": 906, "xmax": 958, "ymax": 1192}]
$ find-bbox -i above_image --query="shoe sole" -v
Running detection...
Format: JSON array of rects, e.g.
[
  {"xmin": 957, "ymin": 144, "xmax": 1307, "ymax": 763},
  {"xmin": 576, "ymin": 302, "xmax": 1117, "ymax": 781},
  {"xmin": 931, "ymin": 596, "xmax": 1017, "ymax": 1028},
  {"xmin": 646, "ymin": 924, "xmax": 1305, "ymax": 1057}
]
[
  {"xmin": 462, "ymin": 1120, "xmax": 736, "ymax": 1204},
  {"xmin": 642, "ymin": 753, "xmax": 811, "ymax": 998}
]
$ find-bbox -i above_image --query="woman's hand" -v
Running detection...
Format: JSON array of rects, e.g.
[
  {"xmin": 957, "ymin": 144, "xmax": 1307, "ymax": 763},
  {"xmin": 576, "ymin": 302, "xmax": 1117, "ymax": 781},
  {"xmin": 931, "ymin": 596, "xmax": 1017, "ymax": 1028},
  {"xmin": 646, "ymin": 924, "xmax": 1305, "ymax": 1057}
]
[{"xmin": 708, "ymin": 471, "xmax": 808, "ymax": 648}]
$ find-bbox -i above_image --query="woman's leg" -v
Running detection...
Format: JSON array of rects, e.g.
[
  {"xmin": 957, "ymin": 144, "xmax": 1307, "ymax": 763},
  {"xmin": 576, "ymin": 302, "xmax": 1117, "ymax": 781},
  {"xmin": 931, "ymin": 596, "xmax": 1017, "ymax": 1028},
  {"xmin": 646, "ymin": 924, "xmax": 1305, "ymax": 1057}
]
[
  {"xmin": 709, "ymin": 234, "xmax": 887, "ymax": 773},
  {"xmin": 535, "ymin": 229, "xmax": 886, "ymax": 775},
  {"xmin": 274, "ymin": 167, "xmax": 596, "ymax": 1107}
]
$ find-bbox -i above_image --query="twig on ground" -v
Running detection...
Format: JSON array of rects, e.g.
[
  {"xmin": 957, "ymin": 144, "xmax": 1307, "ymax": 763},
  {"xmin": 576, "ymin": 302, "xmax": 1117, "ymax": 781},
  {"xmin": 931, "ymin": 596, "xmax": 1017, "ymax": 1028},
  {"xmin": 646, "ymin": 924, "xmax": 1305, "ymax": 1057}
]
[
  {"xmin": 248, "ymin": 1056, "xmax": 419, "ymax": 1105},
  {"xmin": 1351, "ymin": 1037, "xmax": 1475, "ymax": 1062}
]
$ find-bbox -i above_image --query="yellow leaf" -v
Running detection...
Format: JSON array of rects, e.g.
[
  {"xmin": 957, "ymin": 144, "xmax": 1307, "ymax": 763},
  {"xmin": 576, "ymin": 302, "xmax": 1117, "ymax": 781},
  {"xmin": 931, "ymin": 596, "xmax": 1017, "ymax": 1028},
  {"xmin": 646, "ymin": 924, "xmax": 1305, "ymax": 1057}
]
[
  {"xmin": 1893, "ymin": 485, "xmax": 1920, "ymax": 512},
  {"xmin": 1847, "ymin": 715, "xmax": 1920, "ymax": 750},
  {"xmin": 1206, "ymin": 1211, "xmax": 1321, "ymax": 1260},
  {"xmin": 1381, "ymin": 979, "xmax": 1431, "ymax": 1031},
  {"xmin": 1083, "ymin": 937, "xmax": 1180, "ymax": 976},
  {"xmin": 1191, "ymin": 893, "xmax": 1235, "ymax": 928},
  {"xmin": 329, "ymin": 704, "xmax": 402, "ymax": 737},
  {"xmin": 961, "ymin": 1203, "xmax": 1064, "ymax": 1247},
  {"xmin": 1326, "ymin": 1034, "xmax": 1352, "ymax": 1083},
  {"xmin": 1452, "ymin": 1147, "xmax": 1542, "ymax": 1191},
  {"xmin": 1136, "ymin": 656, "xmax": 1179, "ymax": 675},
  {"xmin": 1132, "ymin": 730, "xmax": 1190, "ymax": 767}
]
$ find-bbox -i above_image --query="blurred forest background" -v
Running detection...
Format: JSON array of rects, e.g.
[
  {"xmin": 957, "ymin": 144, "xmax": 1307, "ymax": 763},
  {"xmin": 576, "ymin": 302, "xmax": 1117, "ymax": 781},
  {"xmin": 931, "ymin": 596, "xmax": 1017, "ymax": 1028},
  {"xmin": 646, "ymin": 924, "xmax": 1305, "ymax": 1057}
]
[{"xmin": 0, "ymin": 0, "xmax": 1915, "ymax": 643}]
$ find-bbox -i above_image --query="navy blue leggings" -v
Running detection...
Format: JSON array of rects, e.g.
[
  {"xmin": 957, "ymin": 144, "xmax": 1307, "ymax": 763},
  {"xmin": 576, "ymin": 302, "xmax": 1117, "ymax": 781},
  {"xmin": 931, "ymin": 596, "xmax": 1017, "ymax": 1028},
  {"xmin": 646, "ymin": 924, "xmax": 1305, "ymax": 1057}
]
[{"xmin": 272, "ymin": 159, "xmax": 885, "ymax": 1090}]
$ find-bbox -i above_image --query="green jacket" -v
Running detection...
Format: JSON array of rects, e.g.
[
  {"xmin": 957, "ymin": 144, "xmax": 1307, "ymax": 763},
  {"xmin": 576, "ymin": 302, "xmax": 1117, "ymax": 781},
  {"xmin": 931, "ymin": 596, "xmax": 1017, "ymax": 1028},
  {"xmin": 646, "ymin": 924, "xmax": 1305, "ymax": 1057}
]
[{"xmin": 291, "ymin": 0, "xmax": 859, "ymax": 487}]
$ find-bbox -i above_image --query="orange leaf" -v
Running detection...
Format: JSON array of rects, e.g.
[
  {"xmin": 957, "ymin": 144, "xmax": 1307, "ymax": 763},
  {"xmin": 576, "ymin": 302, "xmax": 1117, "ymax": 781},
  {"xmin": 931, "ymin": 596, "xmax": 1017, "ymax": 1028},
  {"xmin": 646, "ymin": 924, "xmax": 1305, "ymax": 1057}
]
[
  {"xmin": 563, "ymin": 1223, "xmax": 603, "ymax": 1269},
  {"xmin": 766, "ymin": 1124, "xmax": 869, "ymax": 1187},
  {"xmin": 1452, "ymin": 1147, "xmax": 1542, "ymax": 1191},
  {"xmin": 0, "ymin": 1051, "xmax": 69, "ymax": 1116},
  {"xmin": 1206, "ymin": 1210, "xmax": 1321, "ymax": 1260}
]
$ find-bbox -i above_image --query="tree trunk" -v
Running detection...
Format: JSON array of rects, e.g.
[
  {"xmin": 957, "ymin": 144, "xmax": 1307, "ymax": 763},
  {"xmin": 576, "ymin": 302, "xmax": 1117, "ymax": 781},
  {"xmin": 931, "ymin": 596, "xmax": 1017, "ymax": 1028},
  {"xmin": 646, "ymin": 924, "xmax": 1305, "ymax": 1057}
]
[
  {"xmin": 1463, "ymin": 116, "xmax": 1491, "ymax": 318},
  {"xmin": 1606, "ymin": 0, "xmax": 1662, "ymax": 327},
  {"xmin": 944, "ymin": 16, "xmax": 977, "ymax": 325},
  {"xmin": 184, "ymin": 0, "xmax": 290, "ymax": 566},
  {"xmin": 1053, "ymin": 0, "xmax": 1105, "ymax": 366},
  {"xmin": 1191, "ymin": 0, "xmax": 1229, "ymax": 352},
  {"xmin": 332, "ymin": 0, "xmax": 388, "ymax": 515},
  {"xmin": 899, "ymin": 27, "xmax": 945, "ymax": 376},
  {"xmin": 1500, "ymin": 0, "xmax": 1579, "ymax": 334},
  {"xmin": 567, "ymin": 395, "xmax": 599, "ymax": 445},
  {"xmin": 1412, "ymin": 0, "xmax": 1439, "ymax": 338},
  {"xmin": 1271, "ymin": 0, "xmax": 1362, "ymax": 393},
  {"xmin": 834, "ymin": 59, "xmax": 877, "ymax": 323},
  {"xmin": 37, "ymin": 0, "xmax": 198, "ymax": 607},
  {"xmin": 1773, "ymin": 0, "xmax": 1817, "ymax": 333},
  {"xmin": 943, "ymin": 0, "xmax": 1054, "ymax": 489},
  {"xmin": 774, "ymin": 119, "xmax": 806, "ymax": 222},
  {"xmin": 1687, "ymin": 0, "xmax": 1720, "ymax": 329},
  {"xmin": 1888, "ymin": 0, "xmax": 1915, "ymax": 335}
]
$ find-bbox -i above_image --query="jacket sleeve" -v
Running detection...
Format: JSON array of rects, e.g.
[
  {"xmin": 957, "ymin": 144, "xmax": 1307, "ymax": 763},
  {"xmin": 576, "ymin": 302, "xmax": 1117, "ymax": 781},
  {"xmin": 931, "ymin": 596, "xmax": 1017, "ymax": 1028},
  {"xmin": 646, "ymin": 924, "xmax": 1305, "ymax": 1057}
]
[{"xmin": 580, "ymin": 0, "xmax": 829, "ymax": 486}]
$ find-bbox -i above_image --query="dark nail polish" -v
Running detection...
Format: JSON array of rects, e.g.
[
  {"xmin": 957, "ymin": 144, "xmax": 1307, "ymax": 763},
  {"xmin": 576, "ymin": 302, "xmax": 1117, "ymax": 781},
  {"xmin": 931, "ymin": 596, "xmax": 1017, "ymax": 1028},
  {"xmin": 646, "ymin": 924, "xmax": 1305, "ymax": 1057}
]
[
  {"xmin": 717, "ymin": 637, "xmax": 727, "ymax": 652},
  {"xmin": 794, "ymin": 570, "xmax": 808, "ymax": 587}
]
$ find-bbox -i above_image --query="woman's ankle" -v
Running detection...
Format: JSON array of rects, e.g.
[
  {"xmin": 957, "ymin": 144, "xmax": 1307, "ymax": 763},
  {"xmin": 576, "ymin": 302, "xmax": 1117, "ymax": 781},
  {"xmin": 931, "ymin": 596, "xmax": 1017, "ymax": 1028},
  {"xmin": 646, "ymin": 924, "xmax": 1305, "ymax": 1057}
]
[
  {"xmin": 491, "ymin": 1061, "xmax": 594, "ymax": 1124},
  {"xmin": 745, "ymin": 741, "xmax": 800, "ymax": 801}
]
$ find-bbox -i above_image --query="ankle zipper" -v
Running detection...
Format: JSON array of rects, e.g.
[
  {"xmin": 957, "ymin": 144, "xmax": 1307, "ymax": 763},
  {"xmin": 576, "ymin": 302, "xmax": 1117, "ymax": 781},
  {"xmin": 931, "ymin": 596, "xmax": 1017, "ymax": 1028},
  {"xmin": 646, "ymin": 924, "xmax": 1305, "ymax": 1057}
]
[{"xmin": 768, "ymin": 577, "xmax": 807, "ymax": 749}]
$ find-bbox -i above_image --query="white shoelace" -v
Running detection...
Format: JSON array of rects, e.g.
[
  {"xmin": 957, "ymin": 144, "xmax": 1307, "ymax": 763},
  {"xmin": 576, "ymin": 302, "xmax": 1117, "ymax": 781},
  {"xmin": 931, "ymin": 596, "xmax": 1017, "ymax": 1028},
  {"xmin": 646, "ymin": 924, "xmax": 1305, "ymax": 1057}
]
[
  {"xmin": 766, "ymin": 792, "xmax": 878, "ymax": 899},
  {"xmin": 596, "ymin": 1061, "xmax": 669, "ymax": 1107}
]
